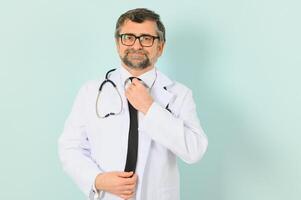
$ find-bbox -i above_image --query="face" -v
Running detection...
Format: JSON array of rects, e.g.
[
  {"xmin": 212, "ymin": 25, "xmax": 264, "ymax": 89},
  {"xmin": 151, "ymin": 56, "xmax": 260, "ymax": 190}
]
[{"xmin": 116, "ymin": 20, "xmax": 165, "ymax": 70}]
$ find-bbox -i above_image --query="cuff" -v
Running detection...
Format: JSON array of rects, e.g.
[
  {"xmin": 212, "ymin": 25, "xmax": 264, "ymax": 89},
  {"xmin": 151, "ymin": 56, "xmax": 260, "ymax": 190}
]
[{"xmin": 88, "ymin": 177, "xmax": 104, "ymax": 200}]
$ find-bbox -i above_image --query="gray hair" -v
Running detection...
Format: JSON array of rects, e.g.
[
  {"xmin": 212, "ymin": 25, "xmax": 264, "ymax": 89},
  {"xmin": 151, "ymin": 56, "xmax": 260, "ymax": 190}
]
[{"xmin": 115, "ymin": 8, "xmax": 166, "ymax": 42}]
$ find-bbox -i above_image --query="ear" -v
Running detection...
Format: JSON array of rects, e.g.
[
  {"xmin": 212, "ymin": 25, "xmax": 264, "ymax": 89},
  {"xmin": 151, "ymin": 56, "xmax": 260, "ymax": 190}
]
[
  {"xmin": 115, "ymin": 38, "xmax": 119, "ymax": 46},
  {"xmin": 157, "ymin": 42, "xmax": 165, "ymax": 57},
  {"xmin": 115, "ymin": 38, "xmax": 121, "ymax": 51}
]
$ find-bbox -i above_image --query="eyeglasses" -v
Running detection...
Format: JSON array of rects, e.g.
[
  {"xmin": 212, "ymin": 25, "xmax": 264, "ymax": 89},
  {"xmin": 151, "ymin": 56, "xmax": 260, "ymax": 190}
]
[{"xmin": 118, "ymin": 33, "xmax": 160, "ymax": 47}]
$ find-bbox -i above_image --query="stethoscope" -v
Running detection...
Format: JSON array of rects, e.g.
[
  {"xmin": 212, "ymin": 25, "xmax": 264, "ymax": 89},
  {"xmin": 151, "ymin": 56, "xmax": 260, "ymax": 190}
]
[{"xmin": 95, "ymin": 68, "xmax": 171, "ymax": 118}]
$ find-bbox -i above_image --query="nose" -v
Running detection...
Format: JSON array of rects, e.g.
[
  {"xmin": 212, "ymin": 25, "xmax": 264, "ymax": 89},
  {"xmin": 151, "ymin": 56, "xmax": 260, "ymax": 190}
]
[{"xmin": 132, "ymin": 38, "xmax": 143, "ymax": 49}]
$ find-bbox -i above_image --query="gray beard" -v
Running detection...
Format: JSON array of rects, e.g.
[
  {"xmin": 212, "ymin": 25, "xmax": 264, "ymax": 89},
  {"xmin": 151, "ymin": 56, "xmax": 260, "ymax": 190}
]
[{"xmin": 122, "ymin": 50, "xmax": 151, "ymax": 69}]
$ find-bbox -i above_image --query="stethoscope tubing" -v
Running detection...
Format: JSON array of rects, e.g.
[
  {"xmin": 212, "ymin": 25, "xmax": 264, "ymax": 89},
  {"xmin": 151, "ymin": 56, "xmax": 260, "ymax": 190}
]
[{"xmin": 95, "ymin": 68, "xmax": 170, "ymax": 118}]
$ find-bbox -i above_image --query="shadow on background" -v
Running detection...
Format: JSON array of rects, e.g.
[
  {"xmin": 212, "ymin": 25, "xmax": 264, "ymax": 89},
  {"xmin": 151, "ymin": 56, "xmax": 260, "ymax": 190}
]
[{"xmin": 164, "ymin": 22, "xmax": 271, "ymax": 200}]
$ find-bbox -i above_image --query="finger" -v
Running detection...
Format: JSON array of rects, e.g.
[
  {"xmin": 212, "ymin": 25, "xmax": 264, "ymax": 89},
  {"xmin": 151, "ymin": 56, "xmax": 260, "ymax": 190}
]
[
  {"xmin": 123, "ymin": 174, "xmax": 138, "ymax": 185},
  {"xmin": 122, "ymin": 184, "xmax": 136, "ymax": 192},
  {"xmin": 121, "ymin": 190, "xmax": 134, "ymax": 195},
  {"xmin": 125, "ymin": 88, "xmax": 131, "ymax": 96},
  {"xmin": 124, "ymin": 90, "xmax": 130, "ymax": 99},
  {"xmin": 120, "ymin": 194, "xmax": 134, "ymax": 200},
  {"xmin": 130, "ymin": 78, "xmax": 138, "ymax": 86},
  {"xmin": 132, "ymin": 78, "xmax": 140, "ymax": 84},
  {"xmin": 118, "ymin": 171, "xmax": 134, "ymax": 178},
  {"xmin": 127, "ymin": 84, "xmax": 136, "ymax": 92},
  {"xmin": 125, "ymin": 87, "xmax": 135, "ymax": 97},
  {"xmin": 131, "ymin": 174, "xmax": 138, "ymax": 182},
  {"xmin": 125, "ymin": 91, "xmax": 134, "ymax": 101},
  {"xmin": 132, "ymin": 79, "xmax": 145, "ymax": 88}
]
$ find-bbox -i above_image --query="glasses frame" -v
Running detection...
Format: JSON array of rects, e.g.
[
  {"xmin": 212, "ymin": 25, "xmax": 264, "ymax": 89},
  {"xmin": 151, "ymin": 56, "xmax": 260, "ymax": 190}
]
[{"xmin": 118, "ymin": 33, "xmax": 160, "ymax": 47}]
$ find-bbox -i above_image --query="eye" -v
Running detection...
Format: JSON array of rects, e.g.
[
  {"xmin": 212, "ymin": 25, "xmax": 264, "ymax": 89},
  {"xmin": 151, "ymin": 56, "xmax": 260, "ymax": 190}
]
[
  {"xmin": 123, "ymin": 34, "xmax": 135, "ymax": 41},
  {"xmin": 141, "ymin": 36, "xmax": 153, "ymax": 41}
]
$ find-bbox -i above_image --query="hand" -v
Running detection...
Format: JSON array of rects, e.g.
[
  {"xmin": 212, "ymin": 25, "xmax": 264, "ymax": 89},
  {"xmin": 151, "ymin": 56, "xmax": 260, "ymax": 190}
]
[
  {"xmin": 125, "ymin": 78, "xmax": 154, "ymax": 114},
  {"xmin": 95, "ymin": 171, "xmax": 137, "ymax": 200}
]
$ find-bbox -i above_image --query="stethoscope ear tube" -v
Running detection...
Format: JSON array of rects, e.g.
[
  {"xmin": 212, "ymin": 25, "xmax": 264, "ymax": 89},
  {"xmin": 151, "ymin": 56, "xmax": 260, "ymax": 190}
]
[
  {"xmin": 99, "ymin": 79, "xmax": 117, "ymax": 91},
  {"xmin": 105, "ymin": 68, "xmax": 117, "ymax": 79},
  {"xmin": 99, "ymin": 68, "xmax": 117, "ymax": 91}
]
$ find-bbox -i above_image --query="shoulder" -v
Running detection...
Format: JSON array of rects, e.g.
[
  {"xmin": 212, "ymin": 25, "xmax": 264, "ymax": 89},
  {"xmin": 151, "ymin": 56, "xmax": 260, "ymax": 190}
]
[
  {"xmin": 170, "ymin": 81, "xmax": 191, "ymax": 95},
  {"xmin": 73, "ymin": 79, "xmax": 103, "ymax": 101},
  {"xmin": 157, "ymin": 70, "xmax": 192, "ymax": 96},
  {"xmin": 80, "ymin": 79, "xmax": 101, "ymax": 91}
]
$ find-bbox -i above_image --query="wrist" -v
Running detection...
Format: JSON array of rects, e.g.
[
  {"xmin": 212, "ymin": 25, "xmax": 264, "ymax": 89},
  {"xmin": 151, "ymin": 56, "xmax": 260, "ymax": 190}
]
[
  {"xmin": 142, "ymin": 100, "xmax": 154, "ymax": 114},
  {"xmin": 95, "ymin": 173, "xmax": 104, "ymax": 191}
]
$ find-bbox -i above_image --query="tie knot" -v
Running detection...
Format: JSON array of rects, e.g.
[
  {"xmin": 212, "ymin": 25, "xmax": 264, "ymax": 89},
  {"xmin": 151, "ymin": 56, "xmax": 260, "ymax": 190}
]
[
  {"xmin": 125, "ymin": 77, "xmax": 149, "ymax": 89},
  {"xmin": 129, "ymin": 77, "xmax": 141, "ymax": 82}
]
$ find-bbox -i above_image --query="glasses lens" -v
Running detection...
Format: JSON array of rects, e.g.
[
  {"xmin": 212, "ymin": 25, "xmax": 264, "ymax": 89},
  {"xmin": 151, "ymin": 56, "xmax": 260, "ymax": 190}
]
[
  {"xmin": 140, "ymin": 36, "xmax": 154, "ymax": 47},
  {"xmin": 120, "ymin": 34, "xmax": 157, "ymax": 47},
  {"xmin": 121, "ymin": 34, "xmax": 135, "ymax": 46}
]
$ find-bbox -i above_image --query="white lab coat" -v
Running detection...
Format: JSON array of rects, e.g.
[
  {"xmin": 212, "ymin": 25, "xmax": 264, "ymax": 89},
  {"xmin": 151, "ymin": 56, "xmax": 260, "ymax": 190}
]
[{"xmin": 58, "ymin": 68, "xmax": 208, "ymax": 200}]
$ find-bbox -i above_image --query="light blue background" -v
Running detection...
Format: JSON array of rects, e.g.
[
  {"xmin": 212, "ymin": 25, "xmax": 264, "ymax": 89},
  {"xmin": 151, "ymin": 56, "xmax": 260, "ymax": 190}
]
[{"xmin": 0, "ymin": 0, "xmax": 300, "ymax": 199}]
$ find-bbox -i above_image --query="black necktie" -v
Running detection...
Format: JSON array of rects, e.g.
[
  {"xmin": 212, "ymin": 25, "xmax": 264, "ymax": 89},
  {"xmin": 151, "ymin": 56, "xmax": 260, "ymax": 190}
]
[{"xmin": 124, "ymin": 77, "xmax": 139, "ymax": 173}]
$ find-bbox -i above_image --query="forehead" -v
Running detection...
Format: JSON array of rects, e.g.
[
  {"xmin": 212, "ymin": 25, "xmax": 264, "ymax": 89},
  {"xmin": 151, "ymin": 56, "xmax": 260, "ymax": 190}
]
[{"xmin": 119, "ymin": 20, "xmax": 158, "ymax": 35}]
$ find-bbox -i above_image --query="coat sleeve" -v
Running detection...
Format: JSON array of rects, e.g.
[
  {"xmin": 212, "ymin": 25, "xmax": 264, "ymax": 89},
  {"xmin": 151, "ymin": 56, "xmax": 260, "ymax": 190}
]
[
  {"xmin": 139, "ymin": 89, "xmax": 208, "ymax": 164},
  {"xmin": 58, "ymin": 83, "xmax": 102, "ymax": 197}
]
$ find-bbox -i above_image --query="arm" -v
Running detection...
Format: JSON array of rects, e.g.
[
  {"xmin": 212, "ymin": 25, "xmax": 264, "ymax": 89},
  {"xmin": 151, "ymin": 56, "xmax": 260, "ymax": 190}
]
[
  {"xmin": 139, "ymin": 89, "xmax": 208, "ymax": 164},
  {"xmin": 58, "ymin": 84, "xmax": 102, "ymax": 198},
  {"xmin": 58, "ymin": 83, "xmax": 138, "ymax": 199}
]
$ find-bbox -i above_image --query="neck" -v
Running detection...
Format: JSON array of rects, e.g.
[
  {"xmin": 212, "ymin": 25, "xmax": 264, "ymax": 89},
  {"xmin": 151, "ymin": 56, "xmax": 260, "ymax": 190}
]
[{"xmin": 122, "ymin": 63, "xmax": 154, "ymax": 77}]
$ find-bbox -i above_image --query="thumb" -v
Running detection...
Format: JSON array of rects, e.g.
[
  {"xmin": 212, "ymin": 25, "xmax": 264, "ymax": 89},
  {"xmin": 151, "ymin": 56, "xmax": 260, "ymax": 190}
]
[{"xmin": 118, "ymin": 171, "xmax": 134, "ymax": 178}]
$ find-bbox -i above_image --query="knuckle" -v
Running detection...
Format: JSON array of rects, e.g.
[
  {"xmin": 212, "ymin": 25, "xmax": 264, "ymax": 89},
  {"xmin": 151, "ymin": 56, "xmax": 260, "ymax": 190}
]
[
  {"xmin": 127, "ymin": 184, "xmax": 134, "ymax": 189},
  {"xmin": 121, "ymin": 194, "xmax": 131, "ymax": 199}
]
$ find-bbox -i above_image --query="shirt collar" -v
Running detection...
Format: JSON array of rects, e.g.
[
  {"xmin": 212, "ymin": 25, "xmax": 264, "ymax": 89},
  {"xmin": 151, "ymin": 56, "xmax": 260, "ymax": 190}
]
[{"xmin": 120, "ymin": 66, "xmax": 157, "ymax": 88}]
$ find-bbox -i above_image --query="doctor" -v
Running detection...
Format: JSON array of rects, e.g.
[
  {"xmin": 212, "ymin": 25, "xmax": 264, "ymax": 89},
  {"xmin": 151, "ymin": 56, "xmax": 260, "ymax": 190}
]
[{"xmin": 58, "ymin": 8, "xmax": 208, "ymax": 200}]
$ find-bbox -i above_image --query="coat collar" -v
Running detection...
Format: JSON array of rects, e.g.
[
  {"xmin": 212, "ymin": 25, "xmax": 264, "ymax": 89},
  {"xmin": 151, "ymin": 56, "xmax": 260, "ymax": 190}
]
[
  {"xmin": 119, "ymin": 66, "xmax": 157, "ymax": 89},
  {"xmin": 107, "ymin": 67, "xmax": 175, "ymax": 109}
]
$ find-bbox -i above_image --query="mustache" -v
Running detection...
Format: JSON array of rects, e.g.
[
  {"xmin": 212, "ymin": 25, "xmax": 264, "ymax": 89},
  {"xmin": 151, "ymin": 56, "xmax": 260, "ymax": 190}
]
[{"xmin": 125, "ymin": 49, "xmax": 148, "ymax": 55}]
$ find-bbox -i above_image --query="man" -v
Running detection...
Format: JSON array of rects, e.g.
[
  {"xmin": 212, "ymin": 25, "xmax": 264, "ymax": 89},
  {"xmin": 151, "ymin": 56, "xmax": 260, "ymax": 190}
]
[{"xmin": 58, "ymin": 8, "xmax": 208, "ymax": 200}]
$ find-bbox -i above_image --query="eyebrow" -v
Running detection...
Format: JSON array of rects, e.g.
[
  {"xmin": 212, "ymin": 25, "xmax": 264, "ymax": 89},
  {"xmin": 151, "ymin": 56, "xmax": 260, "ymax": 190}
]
[{"xmin": 121, "ymin": 33, "xmax": 157, "ymax": 37}]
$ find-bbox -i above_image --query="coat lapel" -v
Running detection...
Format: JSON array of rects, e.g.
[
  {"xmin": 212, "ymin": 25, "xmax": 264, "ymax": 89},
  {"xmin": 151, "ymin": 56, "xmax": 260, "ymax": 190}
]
[
  {"xmin": 152, "ymin": 70, "xmax": 175, "ymax": 109},
  {"xmin": 136, "ymin": 70, "xmax": 175, "ymax": 199}
]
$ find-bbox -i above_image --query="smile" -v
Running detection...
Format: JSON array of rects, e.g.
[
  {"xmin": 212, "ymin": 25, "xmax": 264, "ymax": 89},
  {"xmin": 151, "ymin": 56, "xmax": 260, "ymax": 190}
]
[{"xmin": 128, "ymin": 53, "xmax": 145, "ymax": 59}]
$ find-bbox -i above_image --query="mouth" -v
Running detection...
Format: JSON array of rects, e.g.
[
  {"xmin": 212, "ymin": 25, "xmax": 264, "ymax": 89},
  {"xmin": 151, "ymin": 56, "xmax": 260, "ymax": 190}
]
[
  {"xmin": 128, "ymin": 52, "xmax": 145, "ymax": 55},
  {"xmin": 127, "ymin": 52, "xmax": 146, "ymax": 60}
]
